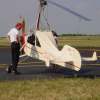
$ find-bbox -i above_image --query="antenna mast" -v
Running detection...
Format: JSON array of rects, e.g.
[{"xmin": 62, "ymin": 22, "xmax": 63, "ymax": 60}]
[
  {"xmin": 35, "ymin": 0, "xmax": 47, "ymax": 47},
  {"xmin": 36, "ymin": 0, "xmax": 47, "ymax": 30}
]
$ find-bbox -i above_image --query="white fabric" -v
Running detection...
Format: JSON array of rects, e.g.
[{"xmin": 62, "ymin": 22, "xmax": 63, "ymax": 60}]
[
  {"xmin": 23, "ymin": 31, "xmax": 81, "ymax": 71},
  {"xmin": 8, "ymin": 28, "xmax": 19, "ymax": 42},
  {"xmin": 36, "ymin": 31, "xmax": 59, "ymax": 59},
  {"xmin": 36, "ymin": 31, "xmax": 81, "ymax": 71}
]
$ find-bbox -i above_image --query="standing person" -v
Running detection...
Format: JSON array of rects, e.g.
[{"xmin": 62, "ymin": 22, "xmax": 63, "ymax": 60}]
[{"xmin": 7, "ymin": 23, "xmax": 23, "ymax": 74}]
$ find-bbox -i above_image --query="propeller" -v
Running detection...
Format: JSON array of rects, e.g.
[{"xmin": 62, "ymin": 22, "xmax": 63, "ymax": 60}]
[{"xmin": 47, "ymin": 0, "xmax": 91, "ymax": 21}]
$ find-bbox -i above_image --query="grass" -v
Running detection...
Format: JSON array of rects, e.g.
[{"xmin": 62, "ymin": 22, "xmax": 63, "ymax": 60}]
[
  {"xmin": 0, "ymin": 37, "xmax": 10, "ymax": 47},
  {"xmin": 58, "ymin": 36, "xmax": 100, "ymax": 47},
  {"xmin": 0, "ymin": 78, "xmax": 100, "ymax": 100},
  {"xmin": 0, "ymin": 36, "xmax": 100, "ymax": 47}
]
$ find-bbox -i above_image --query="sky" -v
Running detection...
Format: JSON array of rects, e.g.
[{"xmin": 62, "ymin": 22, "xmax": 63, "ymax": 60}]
[{"xmin": 0, "ymin": 0, "xmax": 100, "ymax": 36}]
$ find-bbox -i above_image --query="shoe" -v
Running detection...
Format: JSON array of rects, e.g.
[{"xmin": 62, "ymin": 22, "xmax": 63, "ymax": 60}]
[{"xmin": 6, "ymin": 65, "xmax": 12, "ymax": 73}]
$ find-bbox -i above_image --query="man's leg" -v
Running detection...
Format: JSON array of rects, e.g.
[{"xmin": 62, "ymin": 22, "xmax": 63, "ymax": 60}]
[
  {"xmin": 7, "ymin": 43, "xmax": 15, "ymax": 73},
  {"xmin": 7, "ymin": 42, "xmax": 21, "ymax": 74},
  {"xmin": 16, "ymin": 43, "xmax": 20, "ymax": 65},
  {"xmin": 13, "ymin": 43, "xmax": 21, "ymax": 74}
]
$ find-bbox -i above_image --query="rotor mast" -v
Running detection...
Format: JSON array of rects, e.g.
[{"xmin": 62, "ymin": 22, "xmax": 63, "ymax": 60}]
[{"xmin": 36, "ymin": 0, "xmax": 47, "ymax": 30}]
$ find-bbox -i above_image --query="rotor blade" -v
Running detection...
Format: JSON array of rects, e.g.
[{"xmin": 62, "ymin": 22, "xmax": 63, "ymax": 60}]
[{"xmin": 47, "ymin": 0, "xmax": 91, "ymax": 21}]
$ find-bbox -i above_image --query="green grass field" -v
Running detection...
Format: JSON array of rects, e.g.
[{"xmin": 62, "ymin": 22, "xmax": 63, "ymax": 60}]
[
  {"xmin": 0, "ymin": 35, "xmax": 100, "ymax": 47},
  {"xmin": 0, "ymin": 37, "xmax": 10, "ymax": 47},
  {"xmin": 58, "ymin": 36, "xmax": 100, "ymax": 47},
  {"xmin": 0, "ymin": 78, "xmax": 100, "ymax": 100},
  {"xmin": 0, "ymin": 36, "xmax": 100, "ymax": 100}
]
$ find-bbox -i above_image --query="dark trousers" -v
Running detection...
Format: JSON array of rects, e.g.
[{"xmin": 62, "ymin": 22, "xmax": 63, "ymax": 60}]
[{"xmin": 11, "ymin": 42, "xmax": 20, "ymax": 71}]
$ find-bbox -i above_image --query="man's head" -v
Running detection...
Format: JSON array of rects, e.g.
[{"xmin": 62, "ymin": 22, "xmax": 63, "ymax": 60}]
[{"xmin": 15, "ymin": 23, "xmax": 23, "ymax": 30}]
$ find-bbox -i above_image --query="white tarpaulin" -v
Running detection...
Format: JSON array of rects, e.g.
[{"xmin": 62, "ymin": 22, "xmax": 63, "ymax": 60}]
[{"xmin": 36, "ymin": 31, "xmax": 81, "ymax": 71}]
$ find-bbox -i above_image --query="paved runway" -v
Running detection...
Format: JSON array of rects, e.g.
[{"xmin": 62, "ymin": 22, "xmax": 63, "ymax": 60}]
[
  {"xmin": 0, "ymin": 64, "xmax": 100, "ymax": 80},
  {"xmin": 0, "ymin": 47, "xmax": 100, "ymax": 80},
  {"xmin": 0, "ymin": 47, "xmax": 100, "ymax": 64}
]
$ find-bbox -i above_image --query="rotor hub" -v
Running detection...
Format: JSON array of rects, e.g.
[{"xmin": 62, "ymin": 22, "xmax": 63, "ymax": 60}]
[{"xmin": 40, "ymin": 0, "xmax": 47, "ymax": 7}]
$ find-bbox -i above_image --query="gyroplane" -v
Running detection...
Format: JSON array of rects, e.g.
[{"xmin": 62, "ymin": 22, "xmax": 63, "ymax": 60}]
[{"xmin": 20, "ymin": 0, "xmax": 97, "ymax": 71}]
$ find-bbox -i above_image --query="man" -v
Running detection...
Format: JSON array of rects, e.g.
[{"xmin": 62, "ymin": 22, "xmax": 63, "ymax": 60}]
[{"xmin": 7, "ymin": 23, "xmax": 23, "ymax": 74}]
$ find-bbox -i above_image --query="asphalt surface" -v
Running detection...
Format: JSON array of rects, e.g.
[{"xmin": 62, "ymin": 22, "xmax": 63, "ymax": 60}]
[{"xmin": 0, "ymin": 47, "xmax": 100, "ymax": 80}]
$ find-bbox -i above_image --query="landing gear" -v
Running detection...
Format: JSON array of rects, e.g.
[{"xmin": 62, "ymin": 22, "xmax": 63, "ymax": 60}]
[{"xmin": 46, "ymin": 64, "xmax": 57, "ymax": 73}]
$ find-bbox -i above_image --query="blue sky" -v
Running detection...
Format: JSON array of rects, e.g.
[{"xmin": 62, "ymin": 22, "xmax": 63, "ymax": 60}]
[{"xmin": 0, "ymin": 0, "xmax": 100, "ymax": 36}]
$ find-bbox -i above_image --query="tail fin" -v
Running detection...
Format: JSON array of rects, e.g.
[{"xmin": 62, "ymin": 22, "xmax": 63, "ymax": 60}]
[
  {"xmin": 82, "ymin": 51, "xmax": 97, "ymax": 61},
  {"xmin": 22, "ymin": 17, "xmax": 26, "ymax": 45},
  {"xmin": 20, "ymin": 18, "xmax": 26, "ymax": 52},
  {"xmin": 21, "ymin": 32, "xmax": 26, "ymax": 45},
  {"xmin": 92, "ymin": 52, "xmax": 97, "ymax": 60}
]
